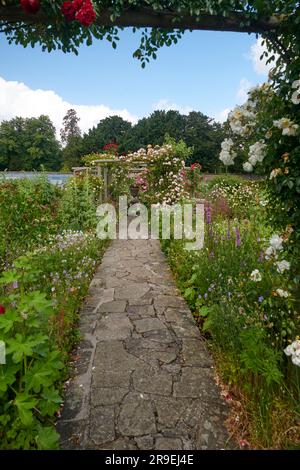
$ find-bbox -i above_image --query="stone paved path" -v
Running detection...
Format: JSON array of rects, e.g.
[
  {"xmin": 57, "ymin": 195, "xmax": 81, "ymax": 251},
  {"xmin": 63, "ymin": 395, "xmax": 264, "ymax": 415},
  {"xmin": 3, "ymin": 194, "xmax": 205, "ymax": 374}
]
[{"xmin": 57, "ymin": 239, "xmax": 232, "ymax": 450}]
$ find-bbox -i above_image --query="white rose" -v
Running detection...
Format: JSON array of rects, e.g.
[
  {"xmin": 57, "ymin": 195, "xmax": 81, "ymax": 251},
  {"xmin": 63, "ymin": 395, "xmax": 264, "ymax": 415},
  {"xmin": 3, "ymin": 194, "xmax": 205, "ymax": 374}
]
[
  {"xmin": 243, "ymin": 162, "xmax": 253, "ymax": 172},
  {"xmin": 250, "ymin": 269, "xmax": 262, "ymax": 282},
  {"xmin": 275, "ymin": 288, "xmax": 289, "ymax": 298},
  {"xmin": 269, "ymin": 234, "xmax": 283, "ymax": 251},
  {"xmin": 276, "ymin": 260, "xmax": 290, "ymax": 273}
]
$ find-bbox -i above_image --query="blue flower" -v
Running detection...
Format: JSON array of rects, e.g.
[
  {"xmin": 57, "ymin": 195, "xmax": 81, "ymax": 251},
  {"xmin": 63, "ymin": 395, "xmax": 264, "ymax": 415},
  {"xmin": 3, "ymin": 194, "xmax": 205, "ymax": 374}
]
[{"xmin": 258, "ymin": 296, "xmax": 264, "ymax": 303}]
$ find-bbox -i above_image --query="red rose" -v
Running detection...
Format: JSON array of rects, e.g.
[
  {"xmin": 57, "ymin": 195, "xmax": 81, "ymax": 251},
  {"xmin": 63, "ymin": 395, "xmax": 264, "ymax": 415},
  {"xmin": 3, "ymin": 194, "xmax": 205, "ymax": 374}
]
[
  {"xmin": 61, "ymin": 1, "xmax": 76, "ymax": 22},
  {"xmin": 73, "ymin": 0, "xmax": 85, "ymax": 10},
  {"xmin": 0, "ymin": 305, "xmax": 5, "ymax": 315},
  {"xmin": 20, "ymin": 0, "xmax": 41, "ymax": 14},
  {"xmin": 75, "ymin": 0, "xmax": 96, "ymax": 26},
  {"xmin": 103, "ymin": 143, "xmax": 118, "ymax": 151}
]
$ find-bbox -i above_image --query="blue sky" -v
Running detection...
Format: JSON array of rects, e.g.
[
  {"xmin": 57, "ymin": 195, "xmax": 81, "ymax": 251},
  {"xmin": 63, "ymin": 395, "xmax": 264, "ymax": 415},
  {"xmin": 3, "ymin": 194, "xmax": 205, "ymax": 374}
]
[{"xmin": 0, "ymin": 28, "xmax": 271, "ymax": 134}]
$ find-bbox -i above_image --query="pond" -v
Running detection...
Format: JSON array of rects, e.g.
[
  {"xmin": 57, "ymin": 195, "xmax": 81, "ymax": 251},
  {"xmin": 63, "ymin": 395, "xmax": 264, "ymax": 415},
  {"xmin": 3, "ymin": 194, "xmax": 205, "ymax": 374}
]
[{"xmin": 0, "ymin": 172, "xmax": 72, "ymax": 186}]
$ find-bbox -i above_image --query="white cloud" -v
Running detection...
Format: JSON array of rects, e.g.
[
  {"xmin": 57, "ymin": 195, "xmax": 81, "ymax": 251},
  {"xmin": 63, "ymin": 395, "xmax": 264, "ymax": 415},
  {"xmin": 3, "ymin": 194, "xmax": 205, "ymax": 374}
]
[
  {"xmin": 152, "ymin": 99, "xmax": 194, "ymax": 115},
  {"xmin": 236, "ymin": 78, "xmax": 252, "ymax": 104},
  {"xmin": 0, "ymin": 76, "xmax": 138, "ymax": 138},
  {"xmin": 213, "ymin": 108, "xmax": 230, "ymax": 123},
  {"xmin": 250, "ymin": 38, "xmax": 278, "ymax": 76}
]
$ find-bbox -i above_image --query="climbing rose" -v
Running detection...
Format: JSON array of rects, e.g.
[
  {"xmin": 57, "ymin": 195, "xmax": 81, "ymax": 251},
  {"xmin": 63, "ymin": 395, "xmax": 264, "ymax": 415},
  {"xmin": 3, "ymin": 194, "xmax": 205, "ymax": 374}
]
[
  {"xmin": 0, "ymin": 305, "xmax": 5, "ymax": 315},
  {"xmin": 73, "ymin": 0, "xmax": 85, "ymax": 9},
  {"xmin": 75, "ymin": 0, "xmax": 96, "ymax": 26},
  {"xmin": 20, "ymin": 0, "xmax": 40, "ymax": 14},
  {"xmin": 61, "ymin": 1, "xmax": 76, "ymax": 22}
]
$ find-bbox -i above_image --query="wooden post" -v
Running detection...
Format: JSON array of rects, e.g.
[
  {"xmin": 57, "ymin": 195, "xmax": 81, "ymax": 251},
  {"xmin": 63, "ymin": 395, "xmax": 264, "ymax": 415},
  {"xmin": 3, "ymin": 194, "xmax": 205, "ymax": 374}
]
[{"xmin": 103, "ymin": 165, "xmax": 108, "ymax": 202}]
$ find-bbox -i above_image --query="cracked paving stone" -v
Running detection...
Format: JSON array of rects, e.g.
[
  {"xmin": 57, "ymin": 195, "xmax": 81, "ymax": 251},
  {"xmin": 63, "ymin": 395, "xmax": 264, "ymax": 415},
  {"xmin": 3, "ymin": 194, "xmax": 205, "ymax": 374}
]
[
  {"xmin": 126, "ymin": 305, "xmax": 155, "ymax": 317},
  {"xmin": 95, "ymin": 313, "xmax": 132, "ymax": 341},
  {"xmin": 155, "ymin": 437, "xmax": 183, "ymax": 450},
  {"xmin": 92, "ymin": 369, "xmax": 131, "ymax": 389},
  {"xmin": 91, "ymin": 387, "xmax": 129, "ymax": 406},
  {"xmin": 181, "ymin": 338, "xmax": 213, "ymax": 367},
  {"xmin": 99, "ymin": 300, "xmax": 127, "ymax": 312},
  {"xmin": 94, "ymin": 341, "xmax": 145, "ymax": 372},
  {"xmin": 118, "ymin": 393, "xmax": 156, "ymax": 437},
  {"xmin": 132, "ymin": 368, "xmax": 173, "ymax": 396},
  {"xmin": 133, "ymin": 317, "xmax": 166, "ymax": 333},
  {"xmin": 135, "ymin": 435, "xmax": 154, "ymax": 450},
  {"xmin": 89, "ymin": 406, "xmax": 115, "ymax": 446},
  {"xmin": 115, "ymin": 283, "xmax": 150, "ymax": 300},
  {"xmin": 174, "ymin": 367, "xmax": 220, "ymax": 400}
]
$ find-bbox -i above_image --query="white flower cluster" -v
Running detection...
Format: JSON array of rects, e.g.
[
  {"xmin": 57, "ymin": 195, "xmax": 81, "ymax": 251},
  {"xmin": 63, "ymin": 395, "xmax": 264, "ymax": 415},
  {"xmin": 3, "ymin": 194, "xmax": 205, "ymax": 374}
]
[
  {"xmin": 273, "ymin": 117, "xmax": 299, "ymax": 136},
  {"xmin": 264, "ymin": 233, "xmax": 290, "ymax": 273},
  {"xmin": 126, "ymin": 144, "xmax": 186, "ymax": 204},
  {"xmin": 265, "ymin": 234, "xmax": 283, "ymax": 259},
  {"xmin": 228, "ymin": 105, "xmax": 256, "ymax": 136},
  {"xmin": 284, "ymin": 340, "xmax": 300, "ymax": 367},
  {"xmin": 291, "ymin": 76, "xmax": 300, "ymax": 105},
  {"xmin": 275, "ymin": 288, "xmax": 290, "ymax": 298},
  {"xmin": 276, "ymin": 259, "xmax": 290, "ymax": 273},
  {"xmin": 219, "ymin": 138, "xmax": 237, "ymax": 166},
  {"xmin": 250, "ymin": 269, "xmax": 262, "ymax": 282},
  {"xmin": 126, "ymin": 144, "xmax": 174, "ymax": 164},
  {"xmin": 243, "ymin": 140, "xmax": 267, "ymax": 172}
]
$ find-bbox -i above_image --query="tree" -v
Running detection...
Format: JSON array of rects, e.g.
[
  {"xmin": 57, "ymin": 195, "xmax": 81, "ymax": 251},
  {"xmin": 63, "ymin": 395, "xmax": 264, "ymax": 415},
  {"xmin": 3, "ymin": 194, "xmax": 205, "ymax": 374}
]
[
  {"xmin": 119, "ymin": 110, "xmax": 224, "ymax": 170},
  {"xmin": 60, "ymin": 108, "xmax": 82, "ymax": 169},
  {"xmin": 0, "ymin": 115, "xmax": 61, "ymax": 171},
  {"xmin": 60, "ymin": 108, "xmax": 81, "ymax": 144},
  {"xmin": 81, "ymin": 116, "xmax": 132, "ymax": 154},
  {"xmin": 184, "ymin": 112, "xmax": 225, "ymax": 172},
  {"xmin": 0, "ymin": 2, "xmax": 297, "ymax": 67}
]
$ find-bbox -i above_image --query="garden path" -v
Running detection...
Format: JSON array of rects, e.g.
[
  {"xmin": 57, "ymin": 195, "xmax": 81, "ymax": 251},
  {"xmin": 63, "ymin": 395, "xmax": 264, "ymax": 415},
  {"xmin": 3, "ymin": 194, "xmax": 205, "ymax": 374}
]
[{"xmin": 57, "ymin": 239, "xmax": 232, "ymax": 450}]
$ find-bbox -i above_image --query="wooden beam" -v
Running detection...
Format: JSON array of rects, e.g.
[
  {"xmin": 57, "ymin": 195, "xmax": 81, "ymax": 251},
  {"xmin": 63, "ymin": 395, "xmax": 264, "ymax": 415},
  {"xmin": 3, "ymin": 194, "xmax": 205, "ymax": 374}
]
[{"xmin": 0, "ymin": 6, "xmax": 282, "ymax": 34}]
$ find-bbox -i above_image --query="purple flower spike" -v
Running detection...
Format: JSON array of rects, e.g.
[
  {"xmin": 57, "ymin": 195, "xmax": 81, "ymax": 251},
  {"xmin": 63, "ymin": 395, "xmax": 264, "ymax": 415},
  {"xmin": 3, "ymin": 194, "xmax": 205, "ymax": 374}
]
[
  {"xmin": 227, "ymin": 223, "xmax": 231, "ymax": 240},
  {"xmin": 235, "ymin": 227, "xmax": 241, "ymax": 247},
  {"xmin": 205, "ymin": 205, "xmax": 212, "ymax": 225}
]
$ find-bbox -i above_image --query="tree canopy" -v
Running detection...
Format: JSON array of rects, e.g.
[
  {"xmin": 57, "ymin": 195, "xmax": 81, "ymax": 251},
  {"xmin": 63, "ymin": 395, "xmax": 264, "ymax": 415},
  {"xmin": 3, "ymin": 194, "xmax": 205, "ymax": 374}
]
[
  {"xmin": 0, "ymin": 115, "xmax": 61, "ymax": 171},
  {"xmin": 79, "ymin": 110, "xmax": 225, "ymax": 171},
  {"xmin": 1, "ymin": 2, "xmax": 299, "ymax": 66}
]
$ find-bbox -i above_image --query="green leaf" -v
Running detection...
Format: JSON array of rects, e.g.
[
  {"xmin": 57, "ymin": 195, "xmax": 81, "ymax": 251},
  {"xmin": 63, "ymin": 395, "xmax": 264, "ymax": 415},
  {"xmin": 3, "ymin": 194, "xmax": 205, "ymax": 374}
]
[
  {"xmin": 184, "ymin": 287, "xmax": 195, "ymax": 300},
  {"xmin": 24, "ymin": 366, "xmax": 55, "ymax": 393},
  {"xmin": 203, "ymin": 318, "xmax": 213, "ymax": 332},
  {"xmin": 0, "ymin": 364, "xmax": 19, "ymax": 393},
  {"xmin": 35, "ymin": 426, "xmax": 59, "ymax": 450},
  {"xmin": 22, "ymin": 291, "xmax": 53, "ymax": 315},
  {"xmin": 6, "ymin": 333, "xmax": 48, "ymax": 363},
  {"xmin": 199, "ymin": 306, "xmax": 211, "ymax": 317},
  {"xmin": 14, "ymin": 393, "xmax": 37, "ymax": 426},
  {"xmin": 0, "ymin": 270, "xmax": 20, "ymax": 286}
]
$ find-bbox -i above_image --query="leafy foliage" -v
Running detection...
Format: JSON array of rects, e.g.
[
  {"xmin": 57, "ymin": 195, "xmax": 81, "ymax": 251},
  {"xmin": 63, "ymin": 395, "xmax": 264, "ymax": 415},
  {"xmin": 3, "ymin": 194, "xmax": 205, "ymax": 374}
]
[
  {"xmin": 0, "ymin": 115, "xmax": 61, "ymax": 171},
  {"xmin": 162, "ymin": 179, "xmax": 300, "ymax": 448},
  {"xmin": 1, "ymin": 1, "xmax": 299, "ymax": 67},
  {"xmin": 0, "ymin": 175, "xmax": 107, "ymax": 448}
]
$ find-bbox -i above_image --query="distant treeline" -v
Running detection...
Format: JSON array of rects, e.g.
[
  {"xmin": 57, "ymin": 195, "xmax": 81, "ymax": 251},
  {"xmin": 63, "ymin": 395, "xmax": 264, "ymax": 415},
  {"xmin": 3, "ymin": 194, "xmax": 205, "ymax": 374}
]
[{"xmin": 0, "ymin": 109, "xmax": 229, "ymax": 172}]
